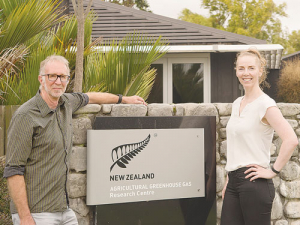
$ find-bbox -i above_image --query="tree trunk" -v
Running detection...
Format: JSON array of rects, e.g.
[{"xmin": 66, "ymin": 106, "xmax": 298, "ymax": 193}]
[{"xmin": 73, "ymin": 0, "xmax": 84, "ymax": 93}]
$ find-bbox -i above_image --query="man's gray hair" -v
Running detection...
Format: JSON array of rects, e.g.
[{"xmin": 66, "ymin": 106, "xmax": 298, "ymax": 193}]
[{"xmin": 39, "ymin": 55, "xmax": 70, "ymax": 76}]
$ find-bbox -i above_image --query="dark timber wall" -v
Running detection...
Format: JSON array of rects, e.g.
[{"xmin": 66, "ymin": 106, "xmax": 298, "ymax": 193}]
[
  {"xmin": 211, "ymin": 52, "xmax": 280, "ymax": 103},
  {"xmin": 210, "ymin": 52, "xmax": 240, "ymax": 103},
  {"xmin": 263, "ymin": 69, "xmax": 280, "ymax": 102}
]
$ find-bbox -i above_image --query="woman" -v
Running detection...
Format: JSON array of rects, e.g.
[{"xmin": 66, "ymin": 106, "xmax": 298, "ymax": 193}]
[{"xmin": 220, "ymin": 48, "xmax": 298, "ymax": 225}]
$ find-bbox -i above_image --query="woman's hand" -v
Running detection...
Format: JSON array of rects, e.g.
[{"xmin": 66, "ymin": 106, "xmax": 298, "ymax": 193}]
[
  {"xmin": 222, "ymin": 184, "xmax": 227, "ymax": 200},
  {"xmin": 245, "ymin": 164, "xmax": 277, "ymax": 181},
  {"xmin": 222, "ymin": 175, "xmax": 228, "ymax": 200}
]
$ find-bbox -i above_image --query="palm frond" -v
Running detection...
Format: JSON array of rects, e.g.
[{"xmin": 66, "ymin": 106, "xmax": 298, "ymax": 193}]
[
  {"xmin": 83, "ymin": 33, "xmax": 168, "ymax": 100},
  {"xmin": 0, "ymin": 0, "xmax": 67, "ymax": 51},
  {"xmin": 0, "ymin": 45, "xmax": 28, "ymax": 78}
]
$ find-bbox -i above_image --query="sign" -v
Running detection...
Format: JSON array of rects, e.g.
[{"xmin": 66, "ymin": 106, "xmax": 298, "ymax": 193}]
[{"xmin": 87, "ymin": 128, "xmax": 205, "ymax": 205}]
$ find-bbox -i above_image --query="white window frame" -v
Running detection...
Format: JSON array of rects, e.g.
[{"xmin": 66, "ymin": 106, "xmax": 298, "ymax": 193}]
[{"xmin": 152, "ymin": 53, "xmax": 211, "ymax": 103}]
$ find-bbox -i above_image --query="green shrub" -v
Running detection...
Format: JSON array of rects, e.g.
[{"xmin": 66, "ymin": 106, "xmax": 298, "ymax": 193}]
[
  {"xmin": 0, "ymin": 156, "xmax": 12, "ymax": 225},
  {"xmin": 277, "ymin": 57, "xmax": 300, "ymax": 103}
]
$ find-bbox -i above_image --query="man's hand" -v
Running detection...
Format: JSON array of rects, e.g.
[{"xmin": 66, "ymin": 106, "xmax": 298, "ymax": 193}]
[
  {"xmin": 123, "ymin": 95, "xmax": 147, "ymax": 105},
  {"xmin": 20, "ymin": 215, "xmax": 35, "ymax": 225},
  {"xmin": 7, "ymin": 175, "xmax": 35, "ymax": 225}
]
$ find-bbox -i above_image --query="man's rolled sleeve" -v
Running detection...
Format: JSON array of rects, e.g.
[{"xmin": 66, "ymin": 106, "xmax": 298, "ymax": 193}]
[
  {"xmin": 4, "ymin": 113, "xmax": 34, "ymax": 178},
  {"xmin": 64, "ymin": 93, "xmax": 89, "ymax": 113},
  {"xmin": 3, "ymin": 166, "xmax": 25, "ymax": 178}
]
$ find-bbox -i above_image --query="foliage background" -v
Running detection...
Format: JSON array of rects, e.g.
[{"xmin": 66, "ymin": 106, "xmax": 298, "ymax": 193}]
[
  {"xmin": 0, "ymin": 0, "xmax": 167, "ymax": 105},
  {"xmin": 0, "ymin": 156, "xmax": 12, "ymax": 225},
  {"xmin": 178, "ymin": 0, "xmax": 300, "ymax": 55},
  {"xmin": 277, "ymin": 58, "xmax": 300, "ymax": 103}
]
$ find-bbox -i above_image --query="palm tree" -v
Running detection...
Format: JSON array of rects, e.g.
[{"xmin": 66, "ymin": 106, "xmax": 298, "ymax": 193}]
[
  {"xmin": 0, "ymin": 0, "xmax": 67, "ymax": 102},
  {"xmin": 0, "ymin": 0, "xmax": 167, "ymax": 105},
  {"xmin": 83, "ymin": 34, "xmax": 168, "ymax": 100}
]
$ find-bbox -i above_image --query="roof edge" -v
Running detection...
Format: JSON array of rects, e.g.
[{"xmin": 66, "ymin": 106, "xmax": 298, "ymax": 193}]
[{"xmin": 91, "ymin": 0, "xmax": 267, "ymax": 45}]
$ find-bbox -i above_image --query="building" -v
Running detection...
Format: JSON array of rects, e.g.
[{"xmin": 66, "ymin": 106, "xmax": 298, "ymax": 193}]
[
  {"xmin": 282, "ymin": 51, "xmax": 300, "ymax": 63},
  {"xmin": 62, "ymin": 0, "xmax": 283, "ymax": 103}
]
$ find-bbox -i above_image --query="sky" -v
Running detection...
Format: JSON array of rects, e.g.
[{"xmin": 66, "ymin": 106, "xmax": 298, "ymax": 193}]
[{"xmin": 146, "ymin": 0, "xmax": 300, "ymax": 33}]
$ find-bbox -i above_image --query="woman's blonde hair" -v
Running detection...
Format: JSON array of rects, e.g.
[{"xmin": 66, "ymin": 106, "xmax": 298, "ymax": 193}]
[{"xmin": 236, "ymin": 48, "xmax": 268, "ymax": 87}]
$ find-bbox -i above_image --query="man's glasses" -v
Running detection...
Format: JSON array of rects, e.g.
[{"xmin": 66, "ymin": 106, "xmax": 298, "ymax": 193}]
[{"xmin": 42, "ymin": 74, "xmax": 70, "ymax": 82}]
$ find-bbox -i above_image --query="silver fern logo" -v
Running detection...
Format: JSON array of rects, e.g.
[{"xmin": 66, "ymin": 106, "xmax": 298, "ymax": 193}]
[{"xmin": 110, "ymin": 134, "xmax": 151, "ymax": 172}]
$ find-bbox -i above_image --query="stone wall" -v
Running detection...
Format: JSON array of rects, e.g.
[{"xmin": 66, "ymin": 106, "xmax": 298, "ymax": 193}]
[
  {"xmin": 70, "ymin": 103, "xmax": 300, "ymax": 225},
  {"xmin": 214, "ymin": 103, "xmax": 300, "ymax": 225},
  {"xmin": 1, "ymin": 103, "xmax": 299, "ymax": 224}
]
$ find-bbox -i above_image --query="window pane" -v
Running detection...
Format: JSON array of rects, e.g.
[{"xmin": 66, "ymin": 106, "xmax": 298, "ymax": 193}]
[
  {"xmin": 173, "ymin": 63, "xmax": 204, "ymax": 103},
  {"xmin": 147, "ymin": 64, "xmax": 163, "ymax": 103}
]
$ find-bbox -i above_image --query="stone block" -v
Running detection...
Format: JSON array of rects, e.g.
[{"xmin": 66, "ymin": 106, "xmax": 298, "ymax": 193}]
[
  {"xmin": 277, "ymin": 103, "xmax": 300, "ymax": 117},
  {"xmin": 73, "ymin": 104, "xmax": 101, "ymax": 115},
  {"xmin": 101, "ymin": 104, "xmax": 112, "ymax": 114},
  {"xmin": 287, "ymin": 119, "xmax": 298, "ymax": 129},
  {"xmin": 111, "ymin": 105, "xmax": 147, "ymax": 117},
  {"xmin": 291, "ymin": 220, "xmax": 300, "ymax": 225},
  {"xmin": 219, "ymin": 128, "xmax": 226, "ymax": 139},
  {"xmin": 293, "ymin": 146, "xmax": 299, "ymax": 157},
  {"xmin": 216, "ymin": 191, "xmax": 222, "ymax": 198},
  {"xmin": 213, "ymin": 103, "xmax": 232, "ymax": 116},
  {"xmin": 70, "ymin": 197, "xmax": 89, "ymax": 217},
  {"xmin": 216, "ymin": 141, "xmax": 219, "ymax": 153},
  {"xmin": 274, "ymin": 138, "xmax": 298, "ymax": 157},
  {"xmin": 220, "ymin": 159, "xmax": 226, "ymax": 165},
  {"xmin": 284, "ymin": 200, "xmax": 300, "ymax": 218},
  {"xmin": 220, "ymin": 140, "xmax": 227, "ymax": 157},
  {"xmin": 75, "ymin": 212, "xmax": 89, "ymax": 225},
  {"xmin": 220, "ymin": 116, "xmax": 230, "ymax": 127},
  {"xmin": 147, "ymin": 104, "xmax": 173, "ymax": 116},
  {"xmin": 275, "ymin": 220, "xmax": 288, "ymax": 225},
  {"xmin": 175, "ymin": 105, "xmax": 184, "ymax": 116},
  {"xmin": 270, "ymin": 143, "xmax": 277, "ymax": 156},
  {"xmin": 273, "ymin": 176, "xmax": 281, "ymax": 189},
  {"xmin": 280, "ymin": 179, "xmax": 300, "ymax": 198},
  {"xmin": 280, "ymin": 161, "xmax": 300, "ymax": 181},
  {"xmin": 216, "ymin": 151, "xmax": 220, "ymax": 163},
  {"xmin": 274, "ymin": 138, "xmax": 282, "ymax": 155},
  {"xmin": 270, "ymin": 157, "xmax": 277, "ymax": 163},
  {"xmin": 178, "ymin": 103, "xmax": 219, "ymax": 123},
  {"xmin": 216, "ymin": 198, "xmax": 223, "ymax": 219},
  {"xmin": 296, "ymin": 128, "xmax": 300, "ymax": 136},
  {"xmin": 216, "ymin": 165, "xmax": 226, "ymax": 192},
  {"xmin": 271, "ymin": 192, "xmax": 283, "ymax": 220},
  {"xmin": 68, "ymin": 173, "xmax": 86, "ymax": 198},
  {"xmin": 70, "ymin": 147, "xmax": 87, "ymax": 172},
  {"xmin": 72, "ymin": 117, "xmax": 92, "ymax": 145}
]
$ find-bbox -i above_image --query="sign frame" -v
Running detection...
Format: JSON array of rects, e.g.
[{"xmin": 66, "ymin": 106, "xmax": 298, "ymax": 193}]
[{"xmin": 91, "ymin": 116, "xmax": 216, "ymax": 225}]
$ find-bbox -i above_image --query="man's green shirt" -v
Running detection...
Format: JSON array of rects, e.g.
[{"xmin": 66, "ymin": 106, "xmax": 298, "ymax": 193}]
[{"xmin": 4, "ymin": 92, "xmax": 89, "ymax": 213}]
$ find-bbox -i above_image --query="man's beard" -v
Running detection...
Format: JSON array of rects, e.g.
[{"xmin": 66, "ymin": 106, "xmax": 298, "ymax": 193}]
[{"xmin": 43, "ymin": 82, "xmax": 66, "ymax": 99}]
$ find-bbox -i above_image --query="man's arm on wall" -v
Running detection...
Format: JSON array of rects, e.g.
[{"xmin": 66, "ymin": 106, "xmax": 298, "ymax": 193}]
[
  {"xmin": 86, "ymin": 92, "xmax": 146, "ymax": 105},
  {"xmin": 7, "ymin": 175, "xmax": 35, "ymax": 225}
]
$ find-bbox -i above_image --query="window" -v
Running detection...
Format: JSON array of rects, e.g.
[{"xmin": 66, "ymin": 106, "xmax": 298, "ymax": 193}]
[
  {"xmin": 148, "ymin": 54, "xmax": 210, "ymax": 103},
  {"xmin": 172, "ymin": 63, "xmax": 204, "ymax": 103},
  {"xmin": 147, "ymin": 64, "xmax": 164, "ymax": 104}
]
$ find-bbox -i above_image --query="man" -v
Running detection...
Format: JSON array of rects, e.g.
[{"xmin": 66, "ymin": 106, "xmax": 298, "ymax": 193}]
[{"xmin": 3, "ymin": 55, "xmax": 146, "ymax": 225}]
